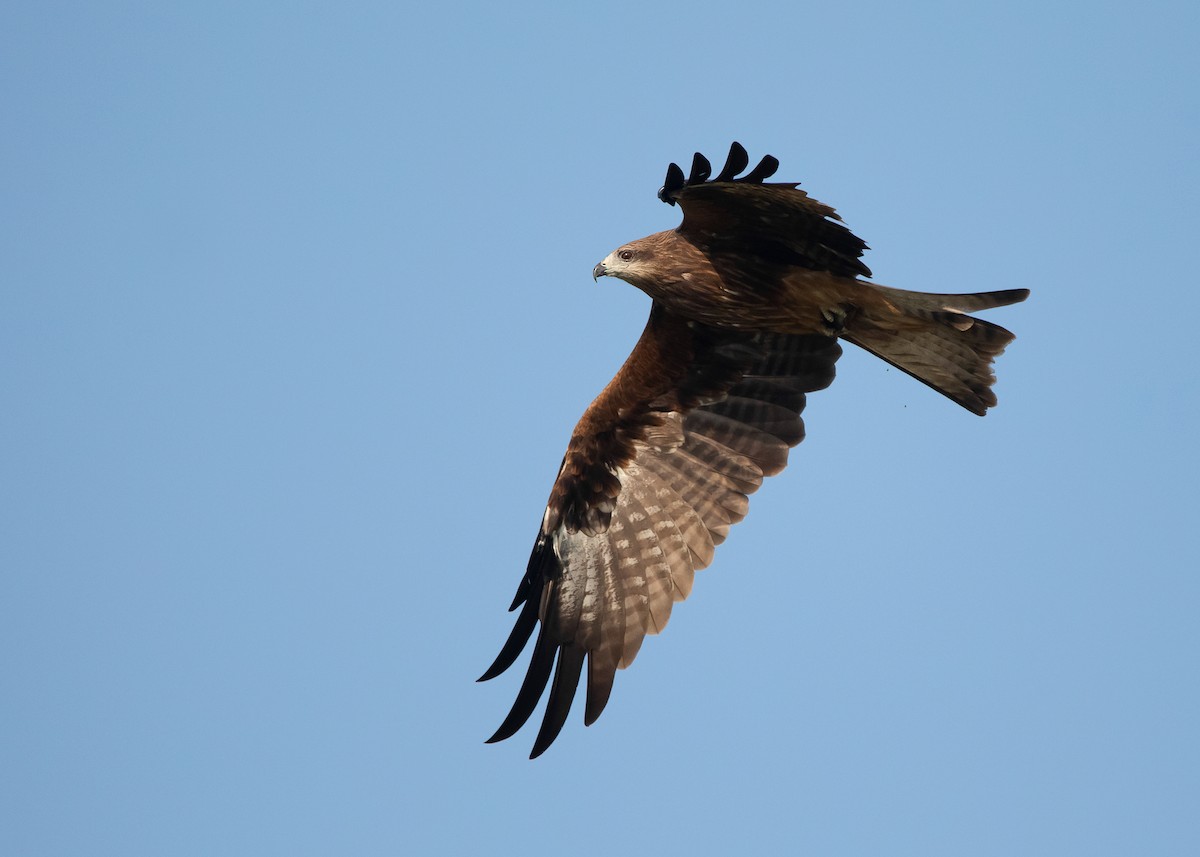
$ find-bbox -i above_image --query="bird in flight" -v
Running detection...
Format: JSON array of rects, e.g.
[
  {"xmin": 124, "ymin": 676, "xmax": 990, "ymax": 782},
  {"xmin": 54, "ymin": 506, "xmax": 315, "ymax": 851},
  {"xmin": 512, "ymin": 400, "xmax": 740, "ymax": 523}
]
[{"xmin": 480, "ymin": 143, "xmax": 1028, "ymax": 757}]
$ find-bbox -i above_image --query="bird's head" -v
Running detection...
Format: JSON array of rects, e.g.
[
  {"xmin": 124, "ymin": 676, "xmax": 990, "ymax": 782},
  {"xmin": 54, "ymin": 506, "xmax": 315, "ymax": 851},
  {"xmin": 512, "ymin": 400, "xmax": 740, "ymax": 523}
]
[{"xmin": 592, "ymin": 233, "xmax": 672, "ymax": 290}]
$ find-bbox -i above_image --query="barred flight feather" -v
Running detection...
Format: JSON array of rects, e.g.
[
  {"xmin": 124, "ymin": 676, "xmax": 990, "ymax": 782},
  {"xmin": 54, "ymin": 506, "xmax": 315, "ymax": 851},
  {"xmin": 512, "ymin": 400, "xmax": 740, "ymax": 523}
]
[
  {"xmin": 633, "ymin": 460, "xmax": 716, "ymax": 571},
  {"xmin": 684, "ymin": 409, "xmax": 791, "ymax": 477}
]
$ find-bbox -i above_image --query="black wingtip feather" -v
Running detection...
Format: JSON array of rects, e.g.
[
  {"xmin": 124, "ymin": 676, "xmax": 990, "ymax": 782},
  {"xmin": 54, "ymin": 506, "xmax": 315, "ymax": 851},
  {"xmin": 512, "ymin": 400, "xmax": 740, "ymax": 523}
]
[
  {"xmin": 529, "ymin": 645, "xmax": 586, "ymax": 758},
  {"xmin": 583, "ymin": 654, "xmax": 617, "ymax": 726},
  {"xmin": 743, "ymin": 154, "xmax": 779, "ymax": 183},
  {"xmin": 485, "ymin": 627, "xmax": 556, "ymax": 744},
  {"xmin": 507, "ymin": 531, "xmax": 555, "ymax": 612},
  {"xmin": 714, "ymin": 141, "xmax": 749, "ymax": 182},
  {"xmin": 659, "ymin": 162, "xmax": 685, "ymax": 204},
  {"xmin": 688, "ymin": 152, "xmax": 711, "ymax": 184},
  {"xmin": 477, "ymin": 592, "xmax": 540, "ymax": 682}
]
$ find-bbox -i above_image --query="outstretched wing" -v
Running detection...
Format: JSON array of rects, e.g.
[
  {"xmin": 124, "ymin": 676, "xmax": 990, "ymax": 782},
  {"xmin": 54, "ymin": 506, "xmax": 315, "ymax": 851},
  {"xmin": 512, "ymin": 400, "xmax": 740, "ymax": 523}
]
[
  {"xmin": 660, "ymin": 142, "xmax": 872, "ymax": 280},
  {"xmin": 479, "ymin": 302, "xmax": 841, "ymax": 757}
]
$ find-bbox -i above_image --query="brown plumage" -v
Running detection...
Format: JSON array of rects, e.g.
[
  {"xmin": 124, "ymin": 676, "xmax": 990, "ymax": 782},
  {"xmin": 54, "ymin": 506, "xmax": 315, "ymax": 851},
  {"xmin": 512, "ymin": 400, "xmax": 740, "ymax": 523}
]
[{"xmin": 480, "ymin": 143, "xmax": 1028, "ymax": 757}]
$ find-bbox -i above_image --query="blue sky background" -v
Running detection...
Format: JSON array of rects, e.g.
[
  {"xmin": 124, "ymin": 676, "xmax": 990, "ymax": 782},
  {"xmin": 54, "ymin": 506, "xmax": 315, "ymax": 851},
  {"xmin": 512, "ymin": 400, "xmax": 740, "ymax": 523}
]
[{"xmin": 3, "ymin": 2, "xmax": 1198, "ymax": 855}]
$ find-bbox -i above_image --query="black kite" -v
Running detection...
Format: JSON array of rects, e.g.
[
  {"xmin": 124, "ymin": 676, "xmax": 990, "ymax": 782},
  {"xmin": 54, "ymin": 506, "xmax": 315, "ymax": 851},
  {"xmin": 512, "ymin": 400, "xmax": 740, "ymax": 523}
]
[{"xmin": 480, "ymin": 143, "xmax": 1028, "ymax": 757}]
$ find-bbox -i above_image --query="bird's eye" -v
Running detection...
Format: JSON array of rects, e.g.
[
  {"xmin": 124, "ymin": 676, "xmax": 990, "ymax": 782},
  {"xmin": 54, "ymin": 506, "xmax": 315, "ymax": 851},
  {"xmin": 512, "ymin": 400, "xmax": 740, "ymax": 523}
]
[{"xmin": 618, "ymin": 249, "xmax": 634, "ymax": 262}]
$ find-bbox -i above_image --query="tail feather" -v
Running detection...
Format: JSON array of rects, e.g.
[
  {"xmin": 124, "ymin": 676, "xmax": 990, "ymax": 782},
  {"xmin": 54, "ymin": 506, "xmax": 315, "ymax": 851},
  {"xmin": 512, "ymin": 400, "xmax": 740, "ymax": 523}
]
[
  {"xmin": 844, "ymin": 286, "xmax": 1028, "ymax": 415},
  {"xmin": 867, "ymin": 285, "xmax": 1030, "ymax": 315}
]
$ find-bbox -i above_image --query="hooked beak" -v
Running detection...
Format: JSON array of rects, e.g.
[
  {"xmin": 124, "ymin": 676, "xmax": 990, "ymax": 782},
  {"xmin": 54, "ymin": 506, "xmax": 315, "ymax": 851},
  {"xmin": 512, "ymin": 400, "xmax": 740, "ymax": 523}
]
[{"xmin": 592, "ymin": 261, "xmax": 607, "ymax": 281}]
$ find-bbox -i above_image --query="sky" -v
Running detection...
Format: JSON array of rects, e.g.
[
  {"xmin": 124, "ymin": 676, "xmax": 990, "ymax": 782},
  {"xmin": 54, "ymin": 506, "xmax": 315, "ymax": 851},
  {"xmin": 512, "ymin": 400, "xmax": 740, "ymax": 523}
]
[{"xmin": 2, "ymin": 1, "xmax": 1198, "ymax": 855}]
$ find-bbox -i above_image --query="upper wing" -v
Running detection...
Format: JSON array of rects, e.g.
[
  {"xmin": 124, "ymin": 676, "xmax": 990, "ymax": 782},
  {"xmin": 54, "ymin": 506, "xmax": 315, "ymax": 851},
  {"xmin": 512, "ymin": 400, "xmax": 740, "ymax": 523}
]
[
  {"xmin": 660, "ymin": 142, "xmax": 872, "ymax": 280},
  {"xmin": 479, "ymin": 302, "xmax": 841, "ymax": 757}
]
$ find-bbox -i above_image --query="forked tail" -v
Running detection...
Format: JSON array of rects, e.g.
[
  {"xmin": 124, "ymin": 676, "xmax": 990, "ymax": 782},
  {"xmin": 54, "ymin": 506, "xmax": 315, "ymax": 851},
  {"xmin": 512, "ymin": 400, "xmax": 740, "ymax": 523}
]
[{"xmin": 842, "ymin": 286, "xmax": 1030, "ymax": 415}]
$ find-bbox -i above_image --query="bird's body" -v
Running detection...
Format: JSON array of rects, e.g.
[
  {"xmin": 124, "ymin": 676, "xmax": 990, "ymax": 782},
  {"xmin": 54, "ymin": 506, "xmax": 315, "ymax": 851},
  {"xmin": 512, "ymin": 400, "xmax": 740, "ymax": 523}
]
[
  {"xmin": 481, "ymin": 144, "xmax": 1029, "ymax": 757},
  {"xmin": 597, "ymin": 228, "xmax": 857, "ymax": 331}
]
